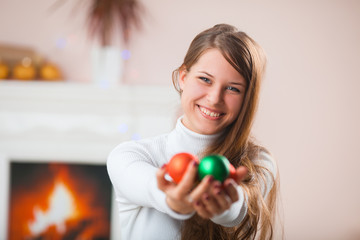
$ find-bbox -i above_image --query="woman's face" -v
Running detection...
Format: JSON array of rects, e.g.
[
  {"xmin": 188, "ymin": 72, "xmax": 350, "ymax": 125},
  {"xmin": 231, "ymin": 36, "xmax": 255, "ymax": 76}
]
[{"xmin": 179, "ymin": 48, "xmax": 247, "ymax": 135}]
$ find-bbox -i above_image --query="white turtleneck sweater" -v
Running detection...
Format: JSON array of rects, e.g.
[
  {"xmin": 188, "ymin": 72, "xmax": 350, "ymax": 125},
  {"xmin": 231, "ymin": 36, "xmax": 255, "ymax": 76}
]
[{"xmin": 107, "ymin": 117, "xmax": 276, "ymax": 240}]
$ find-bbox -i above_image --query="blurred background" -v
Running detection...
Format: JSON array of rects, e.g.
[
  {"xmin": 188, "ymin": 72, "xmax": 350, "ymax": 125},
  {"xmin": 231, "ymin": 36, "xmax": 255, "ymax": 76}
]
[{"xmin": 0, "ymin": 0, "xmax": 359, "ymax": 239}]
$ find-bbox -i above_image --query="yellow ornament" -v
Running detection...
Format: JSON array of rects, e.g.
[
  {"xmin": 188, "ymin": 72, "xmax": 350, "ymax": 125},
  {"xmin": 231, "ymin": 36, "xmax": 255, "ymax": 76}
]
[
  {"xmin": 40, "ymin": 62, "xmax": 62, "ymax": 81},
  {"xmin": 13, "ymin": 57, "xmax": 36, "ymax": 80},
  {"xmin": 0, "ymin": 61, "xmax": 9, "ymax": 79}
]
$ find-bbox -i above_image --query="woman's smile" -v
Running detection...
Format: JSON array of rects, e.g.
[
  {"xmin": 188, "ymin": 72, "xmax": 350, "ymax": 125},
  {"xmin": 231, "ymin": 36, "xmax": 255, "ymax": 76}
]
[{"xmin": 197, "ymin": 105, "xmax": 224, "ymax": 119}]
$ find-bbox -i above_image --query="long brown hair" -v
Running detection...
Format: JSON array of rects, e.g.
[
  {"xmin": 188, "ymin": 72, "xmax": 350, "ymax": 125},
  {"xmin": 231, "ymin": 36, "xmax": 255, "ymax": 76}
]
[{"xmin": 172, "ymin": 24, "xmax": 279, "ymax": 239}]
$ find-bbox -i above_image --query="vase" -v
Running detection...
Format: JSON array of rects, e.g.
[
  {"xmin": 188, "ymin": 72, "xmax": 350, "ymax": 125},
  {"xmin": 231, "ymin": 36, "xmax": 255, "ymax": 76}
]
[{"xmin": 91, "ymin": 45, "xmax": 123, "ymax": 87}]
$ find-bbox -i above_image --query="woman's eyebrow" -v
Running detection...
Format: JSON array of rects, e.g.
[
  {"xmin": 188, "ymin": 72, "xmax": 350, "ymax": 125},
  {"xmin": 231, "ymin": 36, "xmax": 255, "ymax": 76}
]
[
  {"xmin": 198, "ymin": 71, "xmax": 214, "ymax": 78},
  {"xmin": 230, "ymin": 81, "xmax": 246, "ymax": 87}
]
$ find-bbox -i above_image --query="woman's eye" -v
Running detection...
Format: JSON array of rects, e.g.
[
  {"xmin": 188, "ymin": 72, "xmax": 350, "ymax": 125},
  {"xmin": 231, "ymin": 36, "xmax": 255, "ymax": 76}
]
[
  {"xmin": 227, "ymin": 86, "xmax": 240, "ymax": 93},
  {"xmin": 199, "ymin": 77, "xmax": 211, "ymax": 83}
]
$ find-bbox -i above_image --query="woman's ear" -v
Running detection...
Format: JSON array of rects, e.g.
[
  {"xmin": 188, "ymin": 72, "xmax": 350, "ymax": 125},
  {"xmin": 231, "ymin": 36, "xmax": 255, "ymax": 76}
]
[{"xmin": 178, "ymin": 67, "xmax": 187, "ymax": 90}]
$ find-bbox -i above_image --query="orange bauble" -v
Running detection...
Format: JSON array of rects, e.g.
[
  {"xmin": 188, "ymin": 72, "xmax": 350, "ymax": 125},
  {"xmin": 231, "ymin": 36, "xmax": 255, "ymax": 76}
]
[
  {"xmin": 166, "ymin": 152, "xmax": 198, "ymax": 184},
  {"xmin": 13, "ymin": 57, "xmax": 36, "ymax": 80},
  {"xmin": 40, "ymin": 62, "xmax": 62, "ymax": 81},
  {"xmin": 0, "ymin": 62, "xmax": 9, "ymax": 79}
]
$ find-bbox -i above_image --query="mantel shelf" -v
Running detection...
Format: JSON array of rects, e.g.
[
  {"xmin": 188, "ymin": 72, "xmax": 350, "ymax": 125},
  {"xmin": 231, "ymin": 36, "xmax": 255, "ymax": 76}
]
[
  {"xmin": 0, "ymin": 80, "xmax": 180, "ymax": 162},
  {"xmin": 0, "ymin": 80, "xmax": 179, "ymax": 104}
]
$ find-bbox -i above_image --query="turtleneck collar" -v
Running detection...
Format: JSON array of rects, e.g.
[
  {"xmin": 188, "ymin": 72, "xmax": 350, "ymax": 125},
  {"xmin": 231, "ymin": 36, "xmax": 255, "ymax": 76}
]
[{"xmin": 167, "ymin": 116, "xmax": 221, "ymax": 158}]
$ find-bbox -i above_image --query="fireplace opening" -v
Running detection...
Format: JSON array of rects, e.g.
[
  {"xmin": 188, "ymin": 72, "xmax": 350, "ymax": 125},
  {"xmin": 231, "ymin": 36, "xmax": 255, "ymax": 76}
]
[{"xmin": 8, "ymin": 162, "xmax": 112, "ymax": 240}]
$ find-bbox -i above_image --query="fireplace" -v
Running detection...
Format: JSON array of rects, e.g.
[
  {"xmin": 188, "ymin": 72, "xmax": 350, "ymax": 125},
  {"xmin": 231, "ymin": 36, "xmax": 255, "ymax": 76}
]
[
  {"xmin": 0, "ymin": 81, "xmax": 179, "ymax": 239},
  {"xmin": 8, "ymin": 161, "xmax": 111, "ymax": 239}
]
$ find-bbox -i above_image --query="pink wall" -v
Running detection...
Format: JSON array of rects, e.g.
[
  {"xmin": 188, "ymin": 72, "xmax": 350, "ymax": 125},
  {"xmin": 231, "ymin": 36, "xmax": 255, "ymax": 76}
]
[{"xmin": 1, "ymin": 0, "xmax": 360, "ymax": 239}]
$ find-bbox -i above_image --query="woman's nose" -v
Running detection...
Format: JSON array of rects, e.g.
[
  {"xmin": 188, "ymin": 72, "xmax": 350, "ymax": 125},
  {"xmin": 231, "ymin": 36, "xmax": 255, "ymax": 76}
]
[{"xmin": 206, "ymin": 87, "xmax": 223, "ymax": 104}]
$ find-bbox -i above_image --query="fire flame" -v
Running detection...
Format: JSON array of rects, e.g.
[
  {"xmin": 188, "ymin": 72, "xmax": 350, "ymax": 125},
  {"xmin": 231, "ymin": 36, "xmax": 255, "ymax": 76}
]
[
  {"xmin": 8, "ymin": 163, "xmax": 111, "ymax": 239},
  {"xmin": 28, "ymin": 181, "xmax": 77, "ymax": 235}
]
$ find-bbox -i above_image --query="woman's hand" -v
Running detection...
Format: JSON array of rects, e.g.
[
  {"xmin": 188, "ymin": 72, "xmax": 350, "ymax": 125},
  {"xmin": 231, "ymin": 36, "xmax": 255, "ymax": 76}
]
[
  {"xmin": 157, "ymin": 163, "xmax": 247, "ymax": 218},
  {"xmin": 188, "ymin": 166, "xmax": 248, "ymax": 219},
  {"xmin": 156, "ymin": 161, "xmax": 199, "ymax": 214}
]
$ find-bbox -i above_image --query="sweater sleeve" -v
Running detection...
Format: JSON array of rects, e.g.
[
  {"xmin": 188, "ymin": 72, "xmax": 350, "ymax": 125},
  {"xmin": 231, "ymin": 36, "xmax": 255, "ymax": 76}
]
[
  {"xmin": 107, "ymin": 141, "xmax": 194, "ymax": 220},
  {"xmin": 211, "ymin": 150, "xmax": 277, "ymax": 227}
]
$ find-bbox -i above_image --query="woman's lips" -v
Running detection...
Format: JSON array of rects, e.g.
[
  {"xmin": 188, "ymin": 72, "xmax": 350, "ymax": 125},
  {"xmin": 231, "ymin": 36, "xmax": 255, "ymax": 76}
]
[{"xmin": 197, "ymin": 105, "xmax": 224, "ymax": 118}]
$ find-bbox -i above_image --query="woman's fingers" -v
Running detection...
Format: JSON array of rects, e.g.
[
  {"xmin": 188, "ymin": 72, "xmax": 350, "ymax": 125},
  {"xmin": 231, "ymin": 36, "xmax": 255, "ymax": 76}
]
[
  {"xmin": 234, "ymin": 166, "xmax": 248, "ymax": 184},
  {"xmin": 211, "ymin": 184, "xmax": 231, "ymax": 211},
  {"xmin": 176, "ymin": 161, "xmax": 199, "ymax": 196},
  {"xmin": 193, "ymin": 199, "xmax": 213, "ymax": 219},
  {"xmin": 157, "ymin": 163, "xmax": 196, "ymax": 214},
  {"xmin": 196, "ymin": 181, "xmax": 233, "ymax": 217},
  {"xmin": 156, "ymin": 164, "xmax": 174, "ymax": 192},
  {"xmin": 223, "ymin": 178, "xmax": 239, "ymax": 203},
  {"xmin": 188, "ymin": 175, "xmax": 214, "ymax": 201},
  {"xmin": 188, "ymin": 177, "xmax": 223, "ymax": 218},
  {"xmin": 201, "ymin": 193, "xmax": 224, "ymax": 215},
  {"xmin": 190, "ymin": 166, "xmax": 246, "ymax": 218}
]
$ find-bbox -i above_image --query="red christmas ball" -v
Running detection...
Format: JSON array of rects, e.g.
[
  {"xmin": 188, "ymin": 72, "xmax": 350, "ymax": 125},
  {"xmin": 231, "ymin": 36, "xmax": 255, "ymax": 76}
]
[
  {"xmin": 166, "ymin": 152, "xmax": 198, "ymax": 184},
  {"xmin": 228, "ymin": 163, "xmax": 237, "ymax": 180}
]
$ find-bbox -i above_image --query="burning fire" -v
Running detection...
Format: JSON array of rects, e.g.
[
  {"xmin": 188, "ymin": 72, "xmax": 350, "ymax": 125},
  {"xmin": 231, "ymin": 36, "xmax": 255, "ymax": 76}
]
[
  {"xmin": 8, "ymin": 163, "xmax": 111, "ymax": 239},
  {"xmin": 28, "ymin": 181, "xmax": 77, "ymax": 235}
]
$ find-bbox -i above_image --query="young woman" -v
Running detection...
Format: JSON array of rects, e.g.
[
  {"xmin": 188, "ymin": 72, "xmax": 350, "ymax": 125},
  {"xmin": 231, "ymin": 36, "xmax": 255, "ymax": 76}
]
[{"xmin": 107, "ymin": 24, "xmax": 278, "ymax": 240}]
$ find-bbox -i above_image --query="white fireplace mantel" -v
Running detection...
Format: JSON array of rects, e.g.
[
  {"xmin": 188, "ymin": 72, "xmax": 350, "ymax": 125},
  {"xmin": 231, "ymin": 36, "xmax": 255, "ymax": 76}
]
[{"xmin": 0, "ymin": 81, "xmax": 180, "ymax": 162}]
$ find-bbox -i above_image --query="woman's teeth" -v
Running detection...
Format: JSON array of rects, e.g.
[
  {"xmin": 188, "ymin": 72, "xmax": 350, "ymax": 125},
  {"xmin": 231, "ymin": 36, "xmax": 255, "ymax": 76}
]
[{"xmin": 199, "ymin": 106, "xmax": 221, "ymax": 117}]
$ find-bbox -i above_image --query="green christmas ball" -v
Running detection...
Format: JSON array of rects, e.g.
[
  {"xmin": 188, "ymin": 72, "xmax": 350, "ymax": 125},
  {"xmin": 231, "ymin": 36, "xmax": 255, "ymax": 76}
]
[{"xmin": 198, "ymin": 155, "xmax": 230, "ymax": 182}]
